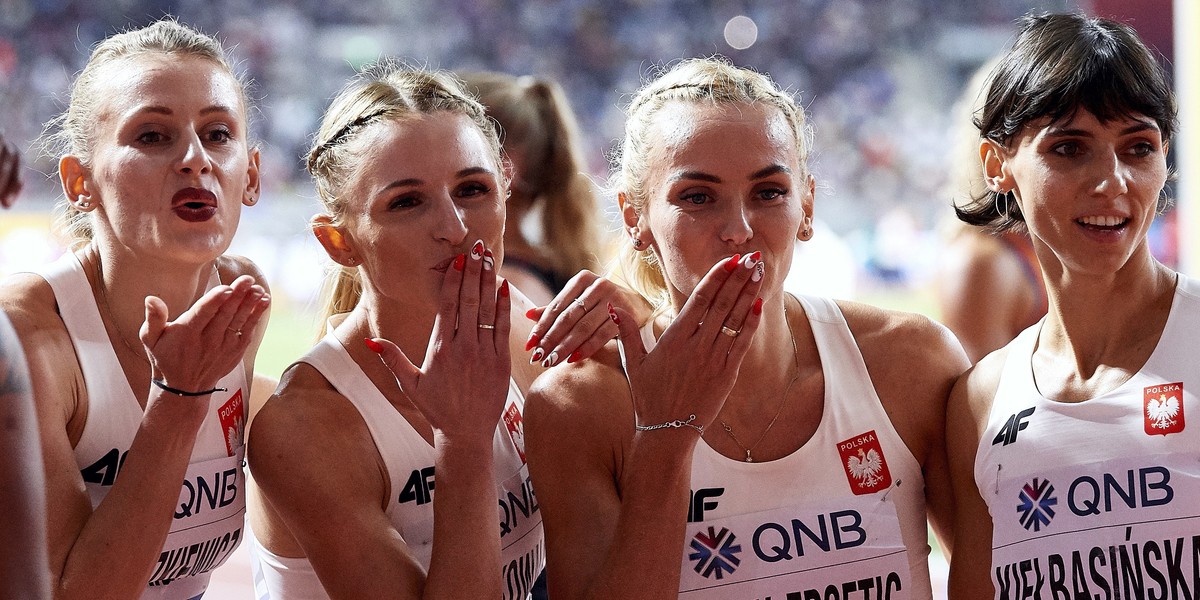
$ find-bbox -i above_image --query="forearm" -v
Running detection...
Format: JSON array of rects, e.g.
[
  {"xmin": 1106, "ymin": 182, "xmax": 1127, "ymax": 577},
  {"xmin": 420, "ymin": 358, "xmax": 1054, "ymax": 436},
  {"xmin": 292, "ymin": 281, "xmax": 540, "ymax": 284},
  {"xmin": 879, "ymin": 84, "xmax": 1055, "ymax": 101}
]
[
  {"xmin": 582, "ymin": 432, "xmax": 696, "ymax": 600},
  {"xmin": 422, "ymin": 436, "xmax": 503, "ymax": 600},
  {"xmin": 55, "ymin": 393, "xmax": 206, "ymax": 600}
]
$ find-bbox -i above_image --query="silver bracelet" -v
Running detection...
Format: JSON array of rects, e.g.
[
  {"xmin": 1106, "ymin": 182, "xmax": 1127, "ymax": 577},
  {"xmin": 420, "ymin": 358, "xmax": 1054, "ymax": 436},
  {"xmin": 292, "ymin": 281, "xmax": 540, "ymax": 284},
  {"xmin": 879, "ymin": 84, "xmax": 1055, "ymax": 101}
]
[{"xmin": 635, "ymin": 414, "xmax": 704, "ymax": 435}]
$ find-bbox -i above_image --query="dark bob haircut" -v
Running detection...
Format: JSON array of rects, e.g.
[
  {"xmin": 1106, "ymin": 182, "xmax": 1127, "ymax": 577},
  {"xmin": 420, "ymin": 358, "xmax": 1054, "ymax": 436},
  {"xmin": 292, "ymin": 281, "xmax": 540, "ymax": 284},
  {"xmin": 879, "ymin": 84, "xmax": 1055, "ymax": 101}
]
[{"xmin": 956, "ymin": 13, "xmax": 1177, "ymax": 232}]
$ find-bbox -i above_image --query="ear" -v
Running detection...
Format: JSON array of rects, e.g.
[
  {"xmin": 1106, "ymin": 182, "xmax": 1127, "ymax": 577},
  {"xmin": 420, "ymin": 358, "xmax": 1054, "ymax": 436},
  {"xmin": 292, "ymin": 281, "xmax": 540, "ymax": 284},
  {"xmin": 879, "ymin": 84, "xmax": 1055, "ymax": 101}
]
[
  {"xmin": 242, "ymin": 147, "xmax": 262, "ymax": 207},
  {"xmin": 59, "ymin": 155, "xmax": 97, "ymax": 212},
  {"xmin": 619, "ymin": 191, "xmax": 652, "ymax": 248},
  {"xmin": 796, "ymin": 173, "xmax": 816, "ymax": 241},
  {"xmin": 311, "ymin": 214, "xmax": 359, "ymax": 267},
  {"xmin": 980, "ymin": 138, "xmax": 1014, "ymax": 194}
]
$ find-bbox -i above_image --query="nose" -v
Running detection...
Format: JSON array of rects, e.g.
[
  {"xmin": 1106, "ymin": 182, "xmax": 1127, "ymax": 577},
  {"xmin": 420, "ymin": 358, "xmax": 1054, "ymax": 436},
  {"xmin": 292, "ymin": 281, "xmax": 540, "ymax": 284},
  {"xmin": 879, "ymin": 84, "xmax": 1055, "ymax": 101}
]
[
  {"xmin": 719, "ymin": 204, "xmax": 754, "ymax": 247},
  {"xmin": 1092, "ymin": 150, "xmax": 1129, "ymax": 198},
  {"xmin": 433, "ymin": 195, "xmax": 469, "ymax": 246},
  {"xmin": 176, "ymin": 132, "xmax": 212, "ymax": 176}
]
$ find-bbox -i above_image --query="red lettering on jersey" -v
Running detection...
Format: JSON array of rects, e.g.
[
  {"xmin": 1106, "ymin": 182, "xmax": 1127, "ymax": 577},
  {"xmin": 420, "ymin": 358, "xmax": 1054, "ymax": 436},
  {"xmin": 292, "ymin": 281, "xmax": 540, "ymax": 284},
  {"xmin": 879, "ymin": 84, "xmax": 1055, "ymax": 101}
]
[
  {"xmin": 1144, "ymin": 382, "xmax": 1185, "ymax": 436},
  {"xmin": 503, "ymin": 403, "xmax": 527, "ymax": 464},
  {"xmin": 218, "ymin": 389, "xmax": 246, "ymax": 457},
  {"xmin": 837, "ymin": 430, "xmax": 892, "ymax": 495}
]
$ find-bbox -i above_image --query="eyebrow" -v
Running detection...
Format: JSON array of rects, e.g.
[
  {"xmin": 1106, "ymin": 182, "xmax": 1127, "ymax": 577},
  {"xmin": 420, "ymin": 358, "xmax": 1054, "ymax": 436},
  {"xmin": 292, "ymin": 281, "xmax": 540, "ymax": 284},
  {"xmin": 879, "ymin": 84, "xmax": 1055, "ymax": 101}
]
[
  {"xmin": 1046, "ymin": 121, "xmax": 1159, "ymax": 138},
  {"xmin": 377, "ymin": 166, "xmax": 496, "ymax": 194},
  {"xmin": 129, "ymin": 105, "xmax": 239, "ymax": 118},
  {"xmin": 670, "ymin": 164, "xmax": 792, "ymax": 185}
]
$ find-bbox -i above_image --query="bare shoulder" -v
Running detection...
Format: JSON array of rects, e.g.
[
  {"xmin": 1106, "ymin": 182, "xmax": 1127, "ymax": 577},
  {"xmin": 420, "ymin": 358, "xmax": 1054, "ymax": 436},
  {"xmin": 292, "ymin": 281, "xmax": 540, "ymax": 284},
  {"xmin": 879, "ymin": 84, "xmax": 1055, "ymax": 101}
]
[
  {"xmin": 952, "ymin": 345, "xmax": 1008, "ymax": 419},
  {"xmin": 837, "ymin": 299, "xmax": 970, "ymax": 382},
  {"xmin": 247, "ymin": 362, "xmax": 375, "ymax": 479},
  {"xmin": 217, "ymin": 254, "xmax": 270, "ymax": 292},
  {"xmin": 525, "ymin": 342, "xmax": 632, "ymax": 454},
  {"xmin": 0, "ymin": 272, "xmax": 62, "ymax": 332},
  {"xmin": 0, "ymin": 273, "xmax": 81, "ymax": 409}
]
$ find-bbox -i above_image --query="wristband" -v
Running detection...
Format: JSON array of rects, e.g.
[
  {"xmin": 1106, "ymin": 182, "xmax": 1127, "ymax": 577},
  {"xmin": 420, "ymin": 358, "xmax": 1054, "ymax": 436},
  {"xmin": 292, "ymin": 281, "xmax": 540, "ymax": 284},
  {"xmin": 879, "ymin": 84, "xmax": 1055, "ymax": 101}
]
[{"xmin": 151, "ymin": 379, "xmax": 227, "ymax": 397}]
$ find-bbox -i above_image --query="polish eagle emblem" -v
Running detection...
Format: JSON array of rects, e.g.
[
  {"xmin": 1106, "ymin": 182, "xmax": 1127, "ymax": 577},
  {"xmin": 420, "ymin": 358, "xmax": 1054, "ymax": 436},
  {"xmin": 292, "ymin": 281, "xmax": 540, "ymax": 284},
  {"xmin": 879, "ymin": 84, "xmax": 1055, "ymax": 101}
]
[
  {"xmin": 1146, "ymin": 394, "xmax": 1180, "ymax": 430},
  {"xmin": 847, "ymin": 448, "xmax": 885, "ymax": 488}
]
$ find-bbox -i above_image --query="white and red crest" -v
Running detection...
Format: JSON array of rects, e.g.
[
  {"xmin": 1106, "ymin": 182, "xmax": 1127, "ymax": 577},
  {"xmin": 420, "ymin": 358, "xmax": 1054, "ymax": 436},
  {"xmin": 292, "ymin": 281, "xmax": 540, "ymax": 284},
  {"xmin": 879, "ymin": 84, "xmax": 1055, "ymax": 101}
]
[
  {"xmin": 837, "ymin": 430, "xmax": 892, "ymax": 495},
  {"xmin": 1144, "ymin": 382, "xmax": 1185, "ymax": 436},
  {"xmin": 217, "ymin": 389, "xmax": 246, "ymax": 457},
  {"xmin": 503, "ymin": 403, "xmax": 527, "ymax": 464}
]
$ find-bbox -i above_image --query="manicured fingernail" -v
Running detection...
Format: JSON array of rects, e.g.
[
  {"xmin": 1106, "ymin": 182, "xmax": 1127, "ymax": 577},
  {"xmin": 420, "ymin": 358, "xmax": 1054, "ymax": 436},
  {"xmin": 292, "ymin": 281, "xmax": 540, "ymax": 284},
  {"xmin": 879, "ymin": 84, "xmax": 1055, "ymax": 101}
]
[
  {"xmin": 530, "ymin": 347, "xmax": 545, "ymax": 364},
  {"xmin": 499, "ymin": 279, "xmax": 509, "ymax": 297},
  {"xmin": 541, "ymin": 351, "xmax": 559, "ymax": 368},
  {"xmin": 752, "ymin": 260, "xmax": 764, "ymax": 283},
  {"xmin": 752, "ymin": 297, "xmax": 764, "ymax": 315},
  {"xmin": 742, "ymin": 251, "xmax": 761, "ymax": 269},
  {"xmin": 471, "ymin": 240, "xmax": 484, "ymax": 260},
  {"xmin": 567, "ymin": 351, "xmax": 582, "ymax": 364},
  {"xmin": 608, "ymin": 302, "xmax": 620, "ymax": 325},
  {"xmin": 483, "ymin": 249, "xmax": 495, "ymax": 271},
  {"xmin": 525, "ymin": 334, "xmax": 540, "ymax": 351},
  {"xmin": 525, "ymin": 308, "xmax": 539, "ymax": 320},
  {"xmin": 364, "ymin": 338, "xmax": 384, "ymax": 353},
  {"xmin": 724, "ymin": 254, "xmax": 741, "ymax": 272},
  {"xmin": 453, "ymin": 254, "xmax": 466, "ymax": 271}
]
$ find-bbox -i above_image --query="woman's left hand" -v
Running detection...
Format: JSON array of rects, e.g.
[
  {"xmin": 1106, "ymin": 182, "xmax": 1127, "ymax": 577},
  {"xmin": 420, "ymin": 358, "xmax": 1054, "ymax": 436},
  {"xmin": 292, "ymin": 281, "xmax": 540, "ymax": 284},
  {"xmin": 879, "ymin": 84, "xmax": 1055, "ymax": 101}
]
[{"xmin": 523, "ymin": 270, "xmax": 651, "ymax": 368}]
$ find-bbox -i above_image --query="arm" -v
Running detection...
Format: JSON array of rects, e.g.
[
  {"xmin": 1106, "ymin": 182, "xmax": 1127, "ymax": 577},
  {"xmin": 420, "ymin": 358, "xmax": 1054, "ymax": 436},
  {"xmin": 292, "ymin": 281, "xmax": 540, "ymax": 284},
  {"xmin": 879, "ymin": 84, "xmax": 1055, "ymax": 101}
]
[
  {"xmin": 526, "ymin": 254, "xmax": 764, "ymax": 600},
  {"xmin": 945, "ymin": 359, "xmax": 1004, "ymax": 599},
  {"xmin": 3, "ymin": 272, "xmax": 268, "ymax": 600},
  {"xmin": 0, "ymin": 312, "xmax": 50, "ymax": 599}
]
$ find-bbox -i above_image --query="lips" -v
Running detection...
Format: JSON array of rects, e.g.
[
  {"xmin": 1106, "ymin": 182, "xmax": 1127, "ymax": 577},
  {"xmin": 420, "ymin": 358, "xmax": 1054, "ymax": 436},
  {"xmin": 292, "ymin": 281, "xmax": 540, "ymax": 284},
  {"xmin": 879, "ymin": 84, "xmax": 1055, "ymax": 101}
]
[{"xmin": 172, "ymin": 187, "xmax": 218, "ymax": 222}]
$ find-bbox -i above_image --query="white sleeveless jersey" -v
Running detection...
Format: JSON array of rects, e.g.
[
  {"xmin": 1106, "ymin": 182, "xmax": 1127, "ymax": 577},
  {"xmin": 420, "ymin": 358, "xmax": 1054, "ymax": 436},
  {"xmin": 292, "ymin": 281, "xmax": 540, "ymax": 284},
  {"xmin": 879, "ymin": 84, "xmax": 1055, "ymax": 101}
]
[
  {"xmin": 975, "ymin": 274, "xmax": 1200, "ymax": 599},
  {"xmin": 665, "ymin": 295, "xmax": 932, "ymax": 599},
  {"xmin": 249, "ymin": 333, "xmax": 544, "ymax": 600},
  {"xmin": 36, "ymin": 252, "xmax": 249, "ymax": 600}
]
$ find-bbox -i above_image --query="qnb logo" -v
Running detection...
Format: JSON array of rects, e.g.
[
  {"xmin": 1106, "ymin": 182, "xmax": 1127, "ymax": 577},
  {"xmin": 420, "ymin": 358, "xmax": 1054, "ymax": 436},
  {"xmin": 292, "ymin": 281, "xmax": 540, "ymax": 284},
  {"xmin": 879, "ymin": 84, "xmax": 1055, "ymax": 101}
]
[
  {"xmin": 1017, "ymin": 477, "xmax": 1057, "ymax": 532},
  {"xmin": 688, "ymin": 526, "xmax": 742, "ymax": 580}
]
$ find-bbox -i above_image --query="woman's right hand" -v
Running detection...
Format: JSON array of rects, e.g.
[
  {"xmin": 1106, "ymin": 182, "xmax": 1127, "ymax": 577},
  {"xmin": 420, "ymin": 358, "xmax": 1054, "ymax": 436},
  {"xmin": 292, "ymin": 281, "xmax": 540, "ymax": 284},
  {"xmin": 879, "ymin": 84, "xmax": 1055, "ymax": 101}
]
[
  {"xmin": 140, "ymin": 274, "xmax": 270, "ymax": 395},
  {"xmin": 370, "ymin": 240, "xmax": 511, "ymax": 445},
  {"xmin": 611, "ymin": 252, "xmax": 764, "ymax": 436}
]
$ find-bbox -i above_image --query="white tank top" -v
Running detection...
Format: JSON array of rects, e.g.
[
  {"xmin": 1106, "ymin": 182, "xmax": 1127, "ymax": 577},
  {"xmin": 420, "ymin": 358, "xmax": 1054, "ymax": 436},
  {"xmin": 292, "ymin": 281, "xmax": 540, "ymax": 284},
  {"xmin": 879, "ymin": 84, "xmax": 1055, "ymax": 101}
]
[
  {"xmin": 35, "ymin": 252, "xmax": 249, "ymax": 600},
  {"xmin": 249, "ymin": 332, "xmax": 544, "ymax": 600},
  {"xmin": 652, "ymin": 295, "xmax": 931, "ymax": 599},
  {"xmin": 975, "ymin": 274, "xmax": 1200, "ymax": 599}
]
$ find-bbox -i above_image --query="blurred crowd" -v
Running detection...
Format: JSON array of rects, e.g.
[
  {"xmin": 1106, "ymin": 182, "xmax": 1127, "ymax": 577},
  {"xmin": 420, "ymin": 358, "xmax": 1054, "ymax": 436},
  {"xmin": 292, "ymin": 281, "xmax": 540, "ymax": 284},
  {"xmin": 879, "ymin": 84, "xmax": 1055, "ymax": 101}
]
[{"xmin": 6, "ymin": 0, "xmax": 1172, "ymax": 304}]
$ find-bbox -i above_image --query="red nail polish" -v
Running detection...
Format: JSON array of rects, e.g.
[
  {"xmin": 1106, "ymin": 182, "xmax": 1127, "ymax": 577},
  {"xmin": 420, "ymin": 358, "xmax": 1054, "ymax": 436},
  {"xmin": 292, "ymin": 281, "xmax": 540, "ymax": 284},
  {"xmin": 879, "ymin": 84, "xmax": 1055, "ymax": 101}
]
[
  {"xmin": 724, "ymin": 254, "xmax": 742, "ymax": 271},
  {"xmin": 500, "ymin": 279, "xmax": 509, "ymax": 297},
  {"xmin": 525, "ymin": 308, "xmax": 538, "ymax": 320},
  {"xmin": 752, "ymin": 297, "xmax": 764, "ymax": 315},
  {"xmin": 364, "ymin": 338, "xmax": 384, "ymax": 353},
  {"xmin": 608, "ymin": 303, "xmax": 621, "ymax": 325},
  {"xmin": 749, "ymin": 251, "xmax": 762, "ymax": 263},
  {"xmin": 567, "ymin": 351, "xmax": 582, "ymax": 364},
  {"xmin": 526, "ymin": 334, "xmax": 540, "ymax": 351},
  {"xmin": 453, "ymin": 254, "xmax": 466, "ymax": 271},
  {"xmin": 471, "ymin": 240, "xmax": 484, "ymax": 258}
]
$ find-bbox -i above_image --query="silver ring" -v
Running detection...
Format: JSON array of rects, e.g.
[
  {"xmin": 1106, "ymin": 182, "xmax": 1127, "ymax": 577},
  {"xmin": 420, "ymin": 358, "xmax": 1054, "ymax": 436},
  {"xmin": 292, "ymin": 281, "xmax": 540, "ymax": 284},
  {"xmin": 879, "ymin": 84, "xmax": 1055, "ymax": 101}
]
[
  {"xmin": 229, "ymin": 328, "xmax": 243, "ymax": 337},
  {"xmin": 720, "ymin": 325, "xmax": 740, "ymax": 338},
  {"xmin": 572, "ymin": 298, "xmax": 586, "ymax": 311},
  {"xmin": 478, "ymin": 323, "xmax": 496, "ymax": 330}
]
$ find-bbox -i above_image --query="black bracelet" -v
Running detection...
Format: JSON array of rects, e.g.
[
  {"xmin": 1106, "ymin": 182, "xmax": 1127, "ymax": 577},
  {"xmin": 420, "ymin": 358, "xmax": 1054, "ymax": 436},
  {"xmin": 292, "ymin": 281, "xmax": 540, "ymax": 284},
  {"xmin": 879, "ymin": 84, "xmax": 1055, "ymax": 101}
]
[{"xmin": 151, "ymin": 379, "xmax": 228, "ymax": 397}]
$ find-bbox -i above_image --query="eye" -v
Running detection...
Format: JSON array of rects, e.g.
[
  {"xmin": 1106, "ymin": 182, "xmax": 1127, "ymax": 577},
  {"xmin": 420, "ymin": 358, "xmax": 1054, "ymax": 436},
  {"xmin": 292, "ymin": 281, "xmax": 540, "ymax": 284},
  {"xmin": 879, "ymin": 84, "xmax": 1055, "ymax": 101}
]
[
  {"xmin": 136, "ymin": 131, "xmax": 166, "ymax": 144},
  {"xmin": 680, "ymin": 192, "xmax": 711, "ymax": 205},
  {"xmin": 457, "ymin": 182, "xmax": 492, "ymax": 198},
  {"xmin": 1128, "ymin": 141, "xmax": 1156, "ymax": 157},
  {"xmin": 388, "ymin": 195, "xmax": 421, "ymax": 210},
  {"xmin": 757, "ymin": 187, "xmax": 787, "ymax": 202},
  {"xmin": 205, "ymin": 127, "xmax": 233, "ymax": 143},
  {"xmin": 1051, "ymin": 141, "xmax": 1082, "ymax": 157}
]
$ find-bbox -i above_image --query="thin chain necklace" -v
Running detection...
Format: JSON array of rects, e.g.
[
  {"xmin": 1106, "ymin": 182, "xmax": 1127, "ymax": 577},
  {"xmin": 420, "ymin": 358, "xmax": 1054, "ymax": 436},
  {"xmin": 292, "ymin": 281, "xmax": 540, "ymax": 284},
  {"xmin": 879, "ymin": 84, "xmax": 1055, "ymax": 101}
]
[
  {"xmin": 92, "ymin": 255, "xmax": 220, "ymax": 368},
  {"xmin": 718, "ymin": 295, "xmax": 801, "ymax": 463}
]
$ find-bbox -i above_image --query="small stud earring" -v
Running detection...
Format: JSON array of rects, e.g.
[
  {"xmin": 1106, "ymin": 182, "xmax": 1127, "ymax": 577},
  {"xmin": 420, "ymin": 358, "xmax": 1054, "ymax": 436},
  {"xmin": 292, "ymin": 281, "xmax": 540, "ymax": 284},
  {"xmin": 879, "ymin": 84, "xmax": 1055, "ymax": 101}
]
[
  {"xmin": 633, "ymin": 238, "xmax": 644, "ymax": 249},
  {"xmin": 77, "ymin": 200, "xmax": 91, "ymax": 210}
]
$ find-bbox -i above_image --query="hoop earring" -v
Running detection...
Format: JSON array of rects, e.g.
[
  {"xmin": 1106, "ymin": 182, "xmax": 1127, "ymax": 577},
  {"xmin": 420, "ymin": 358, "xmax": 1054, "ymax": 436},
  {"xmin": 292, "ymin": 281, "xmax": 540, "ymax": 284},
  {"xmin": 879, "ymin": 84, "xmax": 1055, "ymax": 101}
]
[{"xmin": 993, "ymin": 191, "xmax": 1012, "ymax": 222}]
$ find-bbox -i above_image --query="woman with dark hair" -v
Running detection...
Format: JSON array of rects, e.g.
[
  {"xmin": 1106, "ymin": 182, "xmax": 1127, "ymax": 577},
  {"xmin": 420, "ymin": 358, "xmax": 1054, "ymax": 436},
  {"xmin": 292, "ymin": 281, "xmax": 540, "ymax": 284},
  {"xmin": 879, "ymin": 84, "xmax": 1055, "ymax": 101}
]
[{"xmin": 946, "ymin": 13, "xmax": 1187, "ymax": 598}]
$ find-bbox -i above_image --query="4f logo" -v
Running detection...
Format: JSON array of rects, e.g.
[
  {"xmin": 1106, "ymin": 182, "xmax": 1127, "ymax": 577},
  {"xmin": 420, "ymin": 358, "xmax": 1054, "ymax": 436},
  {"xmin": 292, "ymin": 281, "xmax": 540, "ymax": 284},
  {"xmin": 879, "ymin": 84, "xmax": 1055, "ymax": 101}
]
[
  {"xmin": 687, "ymin": 488, "xmax": 723, "ymax": 523},
  {"xmin": 993, "ymin": 407, "xmax": 1035, "ymax": 446},
  {"xmin": 81, "ymin": 448, "xmax": 128, "ymax": 486},
  {"xmin": 687, "ymin": 526, "xmax": 741, "ymax": 579},
  {"xmin": 399, "ymin": 466, "xmax": 435, "ymax": 505},
  {"xmin": 1144, "ymin": 382, "xmax": 1185, "ymax": 436}
]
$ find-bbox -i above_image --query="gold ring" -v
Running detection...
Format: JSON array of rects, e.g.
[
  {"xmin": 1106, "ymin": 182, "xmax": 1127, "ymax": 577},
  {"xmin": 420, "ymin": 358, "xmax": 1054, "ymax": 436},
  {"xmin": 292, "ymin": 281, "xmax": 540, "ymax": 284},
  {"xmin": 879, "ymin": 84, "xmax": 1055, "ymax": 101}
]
[
  {"xmin": 478, "ymin": 323, "xmax": 496, "ymax": 330},
  {"xmin": 720, "ymin": 325, "xmax": 740, "ymax": 338}
]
